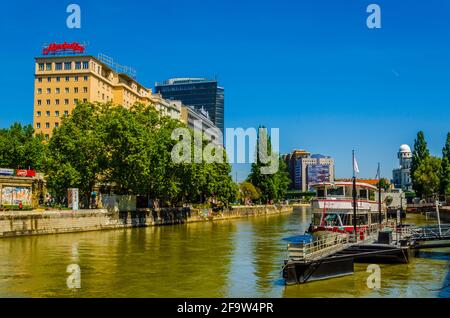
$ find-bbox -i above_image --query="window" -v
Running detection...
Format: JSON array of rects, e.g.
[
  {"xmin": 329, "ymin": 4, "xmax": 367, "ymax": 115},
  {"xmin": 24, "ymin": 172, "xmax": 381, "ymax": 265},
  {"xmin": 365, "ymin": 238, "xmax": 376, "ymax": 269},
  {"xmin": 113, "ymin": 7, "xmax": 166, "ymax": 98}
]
[
  {"xmin": 38, "ymin": 63, "xmax": 44, "ymax": 71},
  {"xmin": 36, "ymin": 123, "xmax": 41, "ymax": 129},
  {"xmin": 65, "ymin": 76, "xmax": 70, "ymax": 82},
  {"xmin": 55, "ymin": 99, "xmax": 60, "ymax": 105},
  {"xmin": 46, "ymin": 63, "xmax": 52, "ymax": 71},
  {"xmin": 46, "ymin": 99, "xmax": 50, "ymax": 105},
  {"xmin": 65, "ymin": 88, "xmax": 69, "ymax": 93},
  {"xmin": 64, "ymin": 99, "xmax": 69, "ymax": 105},
  {"xmin": 46, "ymin": 111, "xmax": 50, "ymax": 117},
  {"xmin": 74, "ymin": 87, "xmax": 78, "ymax": 93},
  {"xmin": 74, "ymin": 76, "xmax": 78, "ymax": 82},
  {"xmin": 55, "ymin": 111, "xmax": 59, "ymax": 117},
  {"xmin": 55, "ymin": 122, "xmax": 59, "ymax": 128},
  {"xmin": 38, "ymin": 77, "xmax": 42, "ymax": 83},
  {"xmin": 83, "ymin": 76, "xmax": 88, "ymax": 81},
  {"xmin": 47, "ymin": 77, "xmax": 51, "ymax": 83},
  {"xmin": 64, "ymin": 110, "xmax": 69, "ymax": 117},
  {"xmin": 45, "ymin": 122, "xmax": 50, "ymax": 128},
  {"xmin": 37, "ymin": 100, "xmax": 42, "ymax": 106},
  {"xmin": 36, "ymin": 111, "xmax": 41, "ymax": 117},
  {"xmin": 74, "ymin": 98, "xmax": 78, "ymax": 105},
  {"xmin": 83, "ymin": 61, "xmax": 89, "ymax": 69},
  {"xmin": 55, "ymin": 88, "xmax": 60, "ymax": 94},
  {"xmin": 64, "ymin": 62, "xmax": 72, "ymax": 70},
  {"xmin": 46, "ymin": 88, "xmax": 51, "ymax": 94},
  {"xmin": 327, "ymin": 187, "xmax": 344, "ymax": 197},
  {"xmin": 37, "ymin": 88, "xmax": 42, "ymax": 94},
  {"xmin": 55, "ymin": 63, "xmax": 62, "ymax": 70},
  {"xmin": 83, "ymin": 87, "xmax": 88, "ymax": 93},
  {"xmin": 83, "ymin": 98, "xmax": 87, "ymax": 103},
  {"xmin": 45, "ymin": 134, "xmax": 49, "ymax": 141},
  {"xmin": 75, "ymin": 61, "xmax": 81, "ymax": 70},
  {"xmin": 56, "ymin": 77, "xmax": 60, "ymax": 82}
]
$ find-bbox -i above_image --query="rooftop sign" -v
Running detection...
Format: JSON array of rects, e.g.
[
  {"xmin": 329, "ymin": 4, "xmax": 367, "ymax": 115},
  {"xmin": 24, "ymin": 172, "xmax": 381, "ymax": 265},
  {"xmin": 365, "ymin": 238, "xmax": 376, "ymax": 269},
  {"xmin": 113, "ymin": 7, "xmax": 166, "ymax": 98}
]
[{"xmin": 42, "ymin": 42, "xmax": 85, "ymax": 55}]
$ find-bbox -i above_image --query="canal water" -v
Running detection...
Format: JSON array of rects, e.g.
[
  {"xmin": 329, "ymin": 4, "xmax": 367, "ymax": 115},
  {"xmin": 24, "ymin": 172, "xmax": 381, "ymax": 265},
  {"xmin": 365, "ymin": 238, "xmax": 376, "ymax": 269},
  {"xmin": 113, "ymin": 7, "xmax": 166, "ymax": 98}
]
[{"xmin": 0, "ymin": 207, "xmax": 448, "ymax": 298}]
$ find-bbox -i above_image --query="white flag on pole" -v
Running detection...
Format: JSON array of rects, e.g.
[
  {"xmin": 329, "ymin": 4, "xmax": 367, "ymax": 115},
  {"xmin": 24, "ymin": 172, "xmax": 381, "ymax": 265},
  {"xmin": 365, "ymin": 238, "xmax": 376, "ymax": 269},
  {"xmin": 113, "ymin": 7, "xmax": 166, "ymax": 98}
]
[{"xmin": 353, "ymin": 155, "xmax": 360, "ymax": 174}]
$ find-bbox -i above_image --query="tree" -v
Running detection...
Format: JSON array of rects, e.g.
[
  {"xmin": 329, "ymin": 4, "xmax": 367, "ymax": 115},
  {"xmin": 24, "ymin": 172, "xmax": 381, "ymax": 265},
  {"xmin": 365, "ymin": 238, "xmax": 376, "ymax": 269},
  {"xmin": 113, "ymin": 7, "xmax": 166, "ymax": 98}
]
[
  {"xmin": 441, "ymin": 133, "xmax": 450, "ymax": 196},
  {"xmin": 376, "ymin": 178, "xmax": 390, "ymax": 191},
  {"xmin": 411, "ymin": 131, "xmax": 430, "ymax": 197},
  {"xmin": 412, "ymin": 156, "xmax": 442, "ymax": 199},
  {"xmin": 247, "ymin": 127, "xmax": 290, "ymax": 203},
  {"xmin": 0, "ymin": 123, "xmax": 46, "ymax": 170},
  {"xmin": 239, "ymin": 181, "xmax": 261, "ymax": 204}
]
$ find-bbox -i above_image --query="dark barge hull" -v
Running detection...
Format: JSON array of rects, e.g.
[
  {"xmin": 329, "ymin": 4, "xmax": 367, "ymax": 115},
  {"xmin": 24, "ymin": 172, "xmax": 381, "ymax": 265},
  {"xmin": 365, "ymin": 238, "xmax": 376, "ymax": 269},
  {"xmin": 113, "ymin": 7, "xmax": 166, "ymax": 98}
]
[
  {"xmin": 283, "ymin": 257, "xmax": 354, "ymax": 285},
  {"xmin": 339, "ymin": 244, "xmax": 414, "ymax": 264}
]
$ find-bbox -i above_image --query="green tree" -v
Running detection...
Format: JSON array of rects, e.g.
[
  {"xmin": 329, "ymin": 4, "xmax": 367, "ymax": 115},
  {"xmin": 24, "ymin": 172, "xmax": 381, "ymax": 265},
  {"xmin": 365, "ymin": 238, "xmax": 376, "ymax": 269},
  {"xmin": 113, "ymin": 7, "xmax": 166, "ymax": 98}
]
[
  {"xmin": 411, "ymin": 131, "xmax": 430, "ymax": 197},
  {"xmin": 412, "ymin": 156, "xmax": 442, "ymax": 199},
  {"xmin": 376, "ymin": 178, "xmax": 390, "ymax": 191},
  {"xmin": 247, "ymin": 127, "xmax": 290, "ymax": 203},
  {"xmin": 239, "ymin": 181, "xmax": 261, "ymax": 204},
  {"xmin": 441, "ymin": 133, "xmax": 450, "ymax": 196},
  {"xmin": 0, "ymin": 123, "xmax": 46, "ymax": 170}
]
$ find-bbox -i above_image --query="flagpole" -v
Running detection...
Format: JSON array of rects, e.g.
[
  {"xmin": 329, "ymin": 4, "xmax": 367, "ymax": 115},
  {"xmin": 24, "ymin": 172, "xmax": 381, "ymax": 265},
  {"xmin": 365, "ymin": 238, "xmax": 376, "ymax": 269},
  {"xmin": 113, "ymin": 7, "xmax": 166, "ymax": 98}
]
[
  {"xmin": 352, "ymin": 150, "xmax": 358, "ymax": 240},
  {"xmin": 378, "ymin": 162, "xmax": 382, "ymax": 230}
]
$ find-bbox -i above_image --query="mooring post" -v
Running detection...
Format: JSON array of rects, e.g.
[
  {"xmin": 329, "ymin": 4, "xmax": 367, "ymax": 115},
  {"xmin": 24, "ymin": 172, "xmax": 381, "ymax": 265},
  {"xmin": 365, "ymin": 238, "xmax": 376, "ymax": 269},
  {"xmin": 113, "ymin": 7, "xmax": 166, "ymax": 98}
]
[{"xmin": 435, "ymin": 200, "xmax": 442, "ymax": 237}]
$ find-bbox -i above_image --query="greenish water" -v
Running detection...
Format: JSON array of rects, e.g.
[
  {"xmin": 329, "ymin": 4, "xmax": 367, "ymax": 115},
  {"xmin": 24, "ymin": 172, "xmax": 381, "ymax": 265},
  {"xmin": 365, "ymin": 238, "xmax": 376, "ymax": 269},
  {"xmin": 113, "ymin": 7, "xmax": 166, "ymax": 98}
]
[{"xmin": 0, "ymin": 207, "xmax": 448, "ymax": 298}]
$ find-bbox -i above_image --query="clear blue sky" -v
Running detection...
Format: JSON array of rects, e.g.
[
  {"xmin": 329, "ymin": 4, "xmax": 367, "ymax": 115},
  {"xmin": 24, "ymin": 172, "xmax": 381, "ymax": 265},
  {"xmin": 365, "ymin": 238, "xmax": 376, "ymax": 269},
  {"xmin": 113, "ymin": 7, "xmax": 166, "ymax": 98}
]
[{"xmin": 1, "ymin": 0, "xmax": 449, "ymax": 181}]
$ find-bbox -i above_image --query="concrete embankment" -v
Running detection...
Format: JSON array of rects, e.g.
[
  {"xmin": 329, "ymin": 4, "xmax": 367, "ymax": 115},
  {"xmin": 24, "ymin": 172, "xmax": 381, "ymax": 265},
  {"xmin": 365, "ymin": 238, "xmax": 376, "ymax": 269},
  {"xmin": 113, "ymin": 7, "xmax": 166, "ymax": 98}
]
[{"xmin": 0, "ymin": 205, "xmax": 293, "ymax": 238}]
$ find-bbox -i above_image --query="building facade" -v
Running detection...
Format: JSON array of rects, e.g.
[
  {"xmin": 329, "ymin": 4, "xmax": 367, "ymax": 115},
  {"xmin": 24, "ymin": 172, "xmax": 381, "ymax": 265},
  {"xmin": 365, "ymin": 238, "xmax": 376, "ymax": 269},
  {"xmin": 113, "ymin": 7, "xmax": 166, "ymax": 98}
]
[
  {"xmin": 283, "ymin": 150, "xmax": 335, "ymax": 191},
  {"xmin": 33, "ymin": 54, "xmax": 181, "ymax": 139},
  {"xmin": 155, "ymin": 78, "xmax": 224, "ymax": 134},
  {"xmin": 392, "ymin": 144, "xmax": 412, "ymax": 190},
  {"xmin": 180, "ymin": 105, "xmax": 222, "ymax": 145}
]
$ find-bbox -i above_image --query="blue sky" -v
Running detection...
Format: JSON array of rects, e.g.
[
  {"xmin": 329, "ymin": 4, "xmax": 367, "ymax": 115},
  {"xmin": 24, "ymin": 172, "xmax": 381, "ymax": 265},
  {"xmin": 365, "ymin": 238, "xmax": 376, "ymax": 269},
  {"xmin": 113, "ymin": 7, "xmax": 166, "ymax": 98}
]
[{"xmin": 1, "ymin": 0, "xmax": 449, "ymax": 181}]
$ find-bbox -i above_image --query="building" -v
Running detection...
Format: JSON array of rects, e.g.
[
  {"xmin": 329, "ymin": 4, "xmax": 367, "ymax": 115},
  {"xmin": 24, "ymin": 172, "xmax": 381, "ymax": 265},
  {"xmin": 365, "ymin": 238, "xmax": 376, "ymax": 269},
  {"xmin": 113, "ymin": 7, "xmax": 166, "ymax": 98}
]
[
  {"xmin": 155, "ymin": 78, "xmax": 224, "ymax": 134},
  {"xmin": 392, "ymin": 144, "xmax": 412, "ymax": 190},
  {"xmin": 283, "ymin": 150, "xmax": 334, "ymax": 191},
  {"xmin": 33, "ymin": 46, "xmax": 181, "ymax": 139},
  {"xmin": 0, "ymin": 168, "xmax": 36, "ymax": 208},
  {"xmin": 180, "ymin": 105, "xmax": 222, "ymax": 145}
]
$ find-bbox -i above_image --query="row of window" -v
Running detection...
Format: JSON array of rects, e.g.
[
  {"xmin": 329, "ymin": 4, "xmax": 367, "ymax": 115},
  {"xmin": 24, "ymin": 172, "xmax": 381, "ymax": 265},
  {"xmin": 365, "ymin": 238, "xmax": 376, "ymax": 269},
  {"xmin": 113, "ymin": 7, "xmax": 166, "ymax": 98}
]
[
  {"xmin": 37, "ymin": 75, "xmax": 89, "ymax": 83},
  {"xmin": 36, "ymin": 110, "xmax": 70, "ymax": 117},
  {"xmin": 38, "ymin": 61, "xmax": 89, "ymax": 71},
  {"xmin": 37, "ymin": 87, "xmax": 88, "ymax": 95},
  {"xmin": 37, "ymin": 98, "xmax": 88, "ymax": 106}
]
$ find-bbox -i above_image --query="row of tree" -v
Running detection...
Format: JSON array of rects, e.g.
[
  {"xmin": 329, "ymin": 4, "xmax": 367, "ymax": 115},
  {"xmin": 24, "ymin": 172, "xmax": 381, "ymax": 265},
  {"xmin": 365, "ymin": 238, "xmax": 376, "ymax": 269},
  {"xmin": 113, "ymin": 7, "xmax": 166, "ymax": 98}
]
[
  {"xmin": 411, "ymin": 131, "xmax": 450, "ymax": 198},
  {"xmin": 1, "ymin": 102, "xmax": 291, "ymax": 208}
]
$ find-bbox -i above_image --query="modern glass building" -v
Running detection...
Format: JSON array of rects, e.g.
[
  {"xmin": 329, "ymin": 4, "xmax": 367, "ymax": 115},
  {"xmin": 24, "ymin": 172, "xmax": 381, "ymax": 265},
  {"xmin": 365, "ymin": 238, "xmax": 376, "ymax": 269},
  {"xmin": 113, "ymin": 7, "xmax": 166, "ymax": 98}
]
[{"xmin": 154, "ymin": 78, "xmax": 224, "ymax": 134}]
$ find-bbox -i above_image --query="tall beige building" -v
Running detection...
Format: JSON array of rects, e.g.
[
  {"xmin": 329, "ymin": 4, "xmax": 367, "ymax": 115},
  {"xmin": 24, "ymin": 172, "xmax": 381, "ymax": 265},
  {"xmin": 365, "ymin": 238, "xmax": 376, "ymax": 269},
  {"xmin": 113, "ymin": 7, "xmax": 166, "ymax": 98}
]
[{"xmin": 33, "ymin": 55, "xmax": 180, "ymax": 139}]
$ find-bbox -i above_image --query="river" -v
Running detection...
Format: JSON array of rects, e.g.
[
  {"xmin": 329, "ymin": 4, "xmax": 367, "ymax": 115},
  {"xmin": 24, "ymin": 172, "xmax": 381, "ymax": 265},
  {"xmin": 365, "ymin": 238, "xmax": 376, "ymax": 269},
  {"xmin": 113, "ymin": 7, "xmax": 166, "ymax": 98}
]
[{"xmin": 0, "ymin": 207, "xmax": 448, "ymax": 298}]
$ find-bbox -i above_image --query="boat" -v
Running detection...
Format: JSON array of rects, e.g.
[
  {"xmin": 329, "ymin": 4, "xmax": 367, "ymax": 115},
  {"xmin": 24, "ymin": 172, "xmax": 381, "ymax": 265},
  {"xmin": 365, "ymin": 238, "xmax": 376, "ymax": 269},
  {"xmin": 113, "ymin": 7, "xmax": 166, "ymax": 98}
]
[{"xmin": 308, "ymin": 181, "xmax": 386, "ymax": 240}]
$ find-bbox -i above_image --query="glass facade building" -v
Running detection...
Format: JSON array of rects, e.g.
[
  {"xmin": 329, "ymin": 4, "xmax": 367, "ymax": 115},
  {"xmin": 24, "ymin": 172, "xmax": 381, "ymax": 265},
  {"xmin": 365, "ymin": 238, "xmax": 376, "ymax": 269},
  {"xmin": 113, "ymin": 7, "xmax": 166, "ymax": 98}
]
[{"xmin": 155, "ymin": 78, "xmax": 224, "ymax": 134}]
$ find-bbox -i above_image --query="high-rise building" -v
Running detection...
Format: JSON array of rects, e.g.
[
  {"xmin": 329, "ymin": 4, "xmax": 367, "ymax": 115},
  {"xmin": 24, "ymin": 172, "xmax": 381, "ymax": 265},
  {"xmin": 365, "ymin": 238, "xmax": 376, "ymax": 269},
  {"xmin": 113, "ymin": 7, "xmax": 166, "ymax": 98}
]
[
  {"xmin": 392, "ymin": 144, "xmax": 412, "ymax": 190},
  {"xmin": 155, "ymin": 78, "xmax": 224, "ymax": 134},
  {"xmin": 33, "ymin": 44, "xmax": 181, "ymax": 139},
  {"xmin": 283, "ymin": 150, "xmax": 334, "ymax": 191}
]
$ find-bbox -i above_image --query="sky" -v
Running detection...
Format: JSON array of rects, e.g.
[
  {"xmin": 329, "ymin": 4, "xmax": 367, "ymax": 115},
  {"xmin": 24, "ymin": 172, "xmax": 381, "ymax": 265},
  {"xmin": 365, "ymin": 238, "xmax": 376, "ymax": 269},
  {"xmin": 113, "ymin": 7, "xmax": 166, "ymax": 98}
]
[{"xmin": 0, "ymin": 0, "xmax": 449, "ymax": 181}]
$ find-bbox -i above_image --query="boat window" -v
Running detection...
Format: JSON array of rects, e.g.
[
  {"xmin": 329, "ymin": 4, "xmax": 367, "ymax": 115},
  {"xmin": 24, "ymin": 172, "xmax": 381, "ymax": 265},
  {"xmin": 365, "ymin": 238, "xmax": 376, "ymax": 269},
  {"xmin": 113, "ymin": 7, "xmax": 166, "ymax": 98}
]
[
  {"xmin": 359, "ymin": 189, "xmax": 368, "ymax": 199},
  {"xmin": 316, "ymin": 188, "xmax": 325, "ymax": 198},
  {"xmin": 341, "ymin": 214, "xmax": 353, "ymax": 226},
  {"xmin": 369, "ymin": 190, "xmax": 375, "ymax": 201},
  {"xmin": 356, "ymin": 214, "xmax": 368, "ymax": 225},
  {"xmin": 371, "ymin": 213, "xmax": 379, "ymax": 224},
  {"xmin": 324, "ymin": 213, "xmax": 340, "ymax": 226},
  {"xmin": 327, "ymin": 187, "xmax": 344, "ymax": 196},
  {"xmin": 313, "ymin": 213, "xmax": 322, "ymax": 225}
]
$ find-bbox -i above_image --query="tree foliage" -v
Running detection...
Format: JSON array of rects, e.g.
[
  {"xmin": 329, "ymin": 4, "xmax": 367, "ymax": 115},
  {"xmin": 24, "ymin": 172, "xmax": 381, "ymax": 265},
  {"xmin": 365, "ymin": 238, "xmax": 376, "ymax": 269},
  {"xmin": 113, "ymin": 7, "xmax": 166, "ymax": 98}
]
[
  {"xmin": 247, "ymin": 127, "xmax": 290, "ymax": 203},
  {"xmin": 411, "ymin": 131, "xmax": 430, "ymax": 198},
  {"xmin": 45, "ymin": 102, "xmax": 237, "ymax": 207},
  {"xmin": 238, "ymin": 181, "xmax": 261, "ymax": 204},
  {"xmin": 412, "ymin": 156, "xmax": 442, "ymax": 199},
  {"xmin": 0, "ymin": 123, "xmax": 46, "ymax": 170},
  {"xmin": 441, "ymin": 133, "xmax": 450, "ymax": 196}
]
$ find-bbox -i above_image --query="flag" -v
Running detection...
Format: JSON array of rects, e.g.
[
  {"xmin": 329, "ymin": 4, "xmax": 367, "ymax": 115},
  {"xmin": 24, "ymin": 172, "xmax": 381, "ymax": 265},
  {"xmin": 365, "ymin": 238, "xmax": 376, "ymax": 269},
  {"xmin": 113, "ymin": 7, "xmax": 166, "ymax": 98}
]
[{"xmin": 353, "ymin": 155, "xmax": 360, "ymax": 174}]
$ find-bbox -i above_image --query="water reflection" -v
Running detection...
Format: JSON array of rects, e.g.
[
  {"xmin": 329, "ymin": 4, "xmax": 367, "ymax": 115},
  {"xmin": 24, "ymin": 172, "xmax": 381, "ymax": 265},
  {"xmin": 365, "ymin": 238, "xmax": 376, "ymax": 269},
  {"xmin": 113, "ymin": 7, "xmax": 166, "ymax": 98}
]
[{"xmin": 0, "ymin": 208, "xmax": 448, "ymax": 298}]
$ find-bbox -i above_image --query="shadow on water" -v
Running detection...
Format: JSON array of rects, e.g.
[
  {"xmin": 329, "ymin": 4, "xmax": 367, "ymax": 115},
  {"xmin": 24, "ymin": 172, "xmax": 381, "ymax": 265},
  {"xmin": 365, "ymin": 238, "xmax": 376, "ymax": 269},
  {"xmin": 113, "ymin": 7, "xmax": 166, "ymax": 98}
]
[{"xmin": 416, "ymin": 250, "xmax": 450, "ymax": 261}]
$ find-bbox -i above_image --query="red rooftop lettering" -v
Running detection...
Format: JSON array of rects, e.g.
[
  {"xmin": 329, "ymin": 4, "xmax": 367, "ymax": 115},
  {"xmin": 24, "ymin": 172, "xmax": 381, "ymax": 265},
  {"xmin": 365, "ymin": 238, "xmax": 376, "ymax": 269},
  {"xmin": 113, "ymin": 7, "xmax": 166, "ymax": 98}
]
[{"xmin": 42, "ymin": 42, "xmax": 85, "ymax": 55}]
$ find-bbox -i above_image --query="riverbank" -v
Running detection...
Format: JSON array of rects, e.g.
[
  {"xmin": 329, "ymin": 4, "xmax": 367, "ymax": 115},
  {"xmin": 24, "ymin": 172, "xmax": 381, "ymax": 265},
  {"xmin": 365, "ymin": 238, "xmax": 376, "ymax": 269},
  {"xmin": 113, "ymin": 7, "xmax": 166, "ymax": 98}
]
[{"xmin": 0, "ymin": 205, "xmax": 293, "ymax": 238}]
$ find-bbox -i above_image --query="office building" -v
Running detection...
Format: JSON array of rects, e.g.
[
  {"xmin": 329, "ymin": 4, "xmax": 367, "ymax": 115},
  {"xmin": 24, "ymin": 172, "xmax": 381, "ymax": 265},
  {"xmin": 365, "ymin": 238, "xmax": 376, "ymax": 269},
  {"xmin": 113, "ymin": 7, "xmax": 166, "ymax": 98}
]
[{"xmin": 155, "ymin": 78, "xmax": 224, "ymax": 134}]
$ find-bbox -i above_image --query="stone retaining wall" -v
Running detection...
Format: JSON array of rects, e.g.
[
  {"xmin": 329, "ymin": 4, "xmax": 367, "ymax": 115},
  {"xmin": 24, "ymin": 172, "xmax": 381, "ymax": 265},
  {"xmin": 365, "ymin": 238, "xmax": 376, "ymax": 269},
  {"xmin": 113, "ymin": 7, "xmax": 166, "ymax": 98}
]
[{"xmin": 0, "ymin": 205, "xmax": 293, "ymax": 238}]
